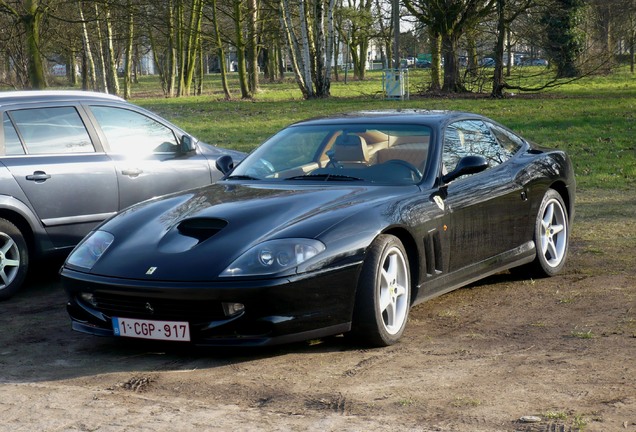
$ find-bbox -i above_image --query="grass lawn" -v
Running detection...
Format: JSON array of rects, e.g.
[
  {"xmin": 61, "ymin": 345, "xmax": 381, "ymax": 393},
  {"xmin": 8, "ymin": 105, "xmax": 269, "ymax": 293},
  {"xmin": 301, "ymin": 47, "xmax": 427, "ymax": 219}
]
[{"xmin": 131, "ymin": 67, "xmax": 635, "ymax": 191}]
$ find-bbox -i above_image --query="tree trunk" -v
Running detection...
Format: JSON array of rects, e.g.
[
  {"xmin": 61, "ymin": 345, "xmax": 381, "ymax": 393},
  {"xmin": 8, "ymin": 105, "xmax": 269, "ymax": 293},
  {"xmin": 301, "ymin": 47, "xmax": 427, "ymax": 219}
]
[
  {"xmin": 298, "ymin": 0, "xmax": 315, "ymax": 97},
  {"xmin": 24, "ymin": 0, "xmax": 46, "ymax": 89},
  {"xmin": 196, "ymin": 36, "xmax": 203, "ymax": 95},
  {"xmin": 541, "ymin": 0, "xmax": 583, "ymax": 78},
  {"xmin": 506, "ymin": 26, "xmax": 513, "ymax": 77},
  {"xmin": 81, "ymin": 51, "xmax": 89, "ymax": 90},
  {"xmin": 491, "ymin": 0, "xmax": 506, "ymax": 98},
  {"xmin": 103, "ymin": 5, "xmax": 120, "ymax": 95},
  {"xmin": 313, "ymin": 0, "xmax": 327, "ymax": 97},
  {"xmin": 181, "ymin": 0, "xmax": 203, "ymax": 96},
  {"xmin": 147, "ymin": 19, "xmax": 165, "ymax": 94},
  {"xmin": 430, "ymin": 30, "xmax": 442, "ymax": 91},
  {"xmin": 123, "ymin": 1, "xmax": 134, "ymax": 99},
  {"xmin": 629, "ymin": 7, "xmax": 635, "ymax": 74},
  {"xmin": 176, "ymin": 0, "xmax": 185, "ymax": 95},
  {"xmin": 357, "ymin": 40, "xmax": 368, "ymax": 79},
  {"xmin": 322, "ymin": 0, "xmax": 335, "ymax": 95},
  {"xmin": 78, "ymin": 1, "xmax": 97, "ymax": 90},
  {"xmin": 441, "ymin": 32, "xmax": 464, "ymax": 92},
  {"xmin": 94, "ymin": 4, "xmax": 108, "ymax": 92},
  {"xmin": 596, "ymin": 2, "xmax": 613, "ymax": 73},
  {"xmin": 67, "ymin": 50, "xmax": 78, "ymax": 86},
  {"xmin": 280, "ymin": 0, "xmax": 310, "ymax": 98},
  {"xmin": 465, "ymin": 31, "xmax": 478, "ymax": 76},
  {"xmin": 277, "ymin": 44, "xmax": 285, "ymax": 79},
  {"xmin": 333, "ymin": 30, "xmax": 341, "ymax": 81},
  {"xmin": 247, "ymin": 0, "xmax": 259, "ymax": 94},
  {"xmin": 211, "ymin": 0, "xmax": 232, "ymax": 99},
  {"xmin": 234, "ymin": 0, "xmax": 251, "ymax": 98},
  {"xmin": 167, "ymin": 0, "xmax": 177, "ymax": 97}
]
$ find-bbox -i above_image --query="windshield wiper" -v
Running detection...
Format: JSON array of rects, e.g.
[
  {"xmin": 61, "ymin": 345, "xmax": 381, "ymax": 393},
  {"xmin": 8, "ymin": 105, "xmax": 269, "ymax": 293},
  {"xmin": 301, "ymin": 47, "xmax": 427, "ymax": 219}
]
[
  {"xmin": 285, "ymin": 173, "xmax": 364, "ymax": 181},
  {"xmin": 226, "ymin": 174, "xmax": 260, "ymax": 180}
]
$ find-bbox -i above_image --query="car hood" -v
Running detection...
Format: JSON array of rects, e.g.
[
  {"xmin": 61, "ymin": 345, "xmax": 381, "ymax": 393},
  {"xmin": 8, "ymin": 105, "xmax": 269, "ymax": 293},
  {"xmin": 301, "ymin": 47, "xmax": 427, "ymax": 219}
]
[{"xmin": 86, "ymin": 182, "xmax": 410, "ymax": 281}]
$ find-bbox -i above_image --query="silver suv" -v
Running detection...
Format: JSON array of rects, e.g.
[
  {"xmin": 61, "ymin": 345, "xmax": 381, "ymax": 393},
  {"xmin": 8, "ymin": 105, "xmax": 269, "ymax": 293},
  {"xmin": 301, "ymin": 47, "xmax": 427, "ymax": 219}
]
[{"xmin": 0, "ymin": 91, "xmax": 243, "ymax": 299}]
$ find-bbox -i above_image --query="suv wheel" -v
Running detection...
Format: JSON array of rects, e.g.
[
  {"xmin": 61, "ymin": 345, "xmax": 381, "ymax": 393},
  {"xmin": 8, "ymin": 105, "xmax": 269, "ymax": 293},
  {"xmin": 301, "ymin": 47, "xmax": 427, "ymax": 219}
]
[{"xmin": 0, "ymin": 218, "xmax": 29, "ymax": 300}]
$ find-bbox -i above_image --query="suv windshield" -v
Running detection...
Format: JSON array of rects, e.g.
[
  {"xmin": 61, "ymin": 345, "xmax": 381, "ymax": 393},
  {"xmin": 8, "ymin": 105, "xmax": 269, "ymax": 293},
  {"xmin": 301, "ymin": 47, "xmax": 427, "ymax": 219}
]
[{"xmin": 229, "ymin": 123, "xmax": 432, "ymax": 185}]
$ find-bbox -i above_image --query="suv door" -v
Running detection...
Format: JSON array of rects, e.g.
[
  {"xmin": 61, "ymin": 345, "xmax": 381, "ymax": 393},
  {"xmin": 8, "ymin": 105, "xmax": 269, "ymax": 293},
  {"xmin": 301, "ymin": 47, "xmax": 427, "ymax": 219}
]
[
  {"xmin": 86, "ymin": 105, "xmax": 214, "ymax": 209},
  {"xmin": 1, "ymin": 106, "xmax": 118, "ymax": 248}
]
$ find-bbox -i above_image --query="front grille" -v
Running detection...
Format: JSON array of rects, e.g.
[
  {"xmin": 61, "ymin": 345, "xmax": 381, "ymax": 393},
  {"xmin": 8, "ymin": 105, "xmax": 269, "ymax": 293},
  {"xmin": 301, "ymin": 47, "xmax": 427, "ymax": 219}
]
[{"xmin": 90, "ymin": 292, "xmax": 226, "ymax": 322}]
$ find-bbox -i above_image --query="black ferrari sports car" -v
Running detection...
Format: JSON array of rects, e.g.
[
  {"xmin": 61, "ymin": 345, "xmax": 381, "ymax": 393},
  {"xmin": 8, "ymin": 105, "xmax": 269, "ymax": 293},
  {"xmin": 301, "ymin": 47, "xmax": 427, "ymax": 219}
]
[{"xmin": 62, "ymin": 110, "xmax": 575, "ymax": 347}]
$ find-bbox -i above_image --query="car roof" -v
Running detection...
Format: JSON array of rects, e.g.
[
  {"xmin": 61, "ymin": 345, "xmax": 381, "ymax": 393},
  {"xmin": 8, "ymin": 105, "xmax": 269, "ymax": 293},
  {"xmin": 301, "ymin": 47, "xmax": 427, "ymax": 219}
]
[
  {"xmin": 0, "ymin": 90, "xmax": 125, "ymax": 107},
  {"xmin": 289, "ymin": 110, "xmax": 483, "ymax": 127}
]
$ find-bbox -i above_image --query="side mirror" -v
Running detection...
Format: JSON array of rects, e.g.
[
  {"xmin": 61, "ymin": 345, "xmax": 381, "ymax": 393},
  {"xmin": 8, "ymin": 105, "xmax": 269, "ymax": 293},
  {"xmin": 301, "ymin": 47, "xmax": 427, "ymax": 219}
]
[
  {"xmin": 180, "ymin": 135, "xmax": 196, "ymax": 153},
  {"xmin": 216, "ymin": 154, "xmax": 234, "ymax": 175},
  {"xmin": 442, "ymin": 155, "xmax": 489, "ymax": 184}
]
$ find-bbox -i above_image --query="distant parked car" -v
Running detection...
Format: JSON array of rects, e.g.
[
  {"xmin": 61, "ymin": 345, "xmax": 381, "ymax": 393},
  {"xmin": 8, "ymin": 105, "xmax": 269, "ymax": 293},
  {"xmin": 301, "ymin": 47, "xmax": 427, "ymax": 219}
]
[
  {"xmin": 0, "ymin": 90, "xmax": 244, "ymax": 300},
  {"xmin": 520, "ymin": 58, "xmax": 548, "ymax": 67},
  {"xmin": 479, "ymin": 57, "xmax": 495, "ymax": 67},
  {"xmin": 415, "ymin": 59, "xmax": 432, "ymax": 69}
]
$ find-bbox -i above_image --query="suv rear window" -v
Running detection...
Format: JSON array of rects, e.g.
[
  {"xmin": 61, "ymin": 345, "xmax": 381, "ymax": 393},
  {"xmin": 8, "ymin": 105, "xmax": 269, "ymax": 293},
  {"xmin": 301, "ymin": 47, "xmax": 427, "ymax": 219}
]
[{"xmin": 7, "ymin": 107, "xmax": 94, "ymax": 155}]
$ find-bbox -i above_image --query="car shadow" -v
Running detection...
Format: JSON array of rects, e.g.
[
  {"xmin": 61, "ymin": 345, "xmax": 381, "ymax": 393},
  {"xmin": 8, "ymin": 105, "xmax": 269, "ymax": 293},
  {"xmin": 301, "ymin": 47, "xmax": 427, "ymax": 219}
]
[
  {"xmin": 0, "ymin": 274, "xmax": 355, "ymax": 385},
  {"xmin": 2, "ymin": 266, "xmax": 540, "ymax": 385}
]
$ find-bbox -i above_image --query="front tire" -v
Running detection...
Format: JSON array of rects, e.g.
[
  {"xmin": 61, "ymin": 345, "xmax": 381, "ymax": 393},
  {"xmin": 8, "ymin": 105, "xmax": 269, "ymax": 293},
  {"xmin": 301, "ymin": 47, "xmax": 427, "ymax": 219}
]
[
  {"xmin": 531, "ymin": 189, "xmax": 569, "ymax": 277},
  {"xmin": 350, "ymin": 234, "xmax": 411, "ymax": 347},
  {"xmin": 0, "ymin": 218, "xmax": 29, "ymax": 301}
]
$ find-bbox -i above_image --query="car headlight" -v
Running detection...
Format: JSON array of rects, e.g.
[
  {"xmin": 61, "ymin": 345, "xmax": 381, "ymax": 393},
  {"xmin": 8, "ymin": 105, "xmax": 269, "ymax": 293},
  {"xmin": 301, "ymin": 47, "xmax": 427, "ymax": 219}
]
[
  {"xmin": 220, "ymin": 239, "xmax": 325, "ymax": 277},
  {"xmin": 66, "ymin": 231, "xmax": 114, "ymax": 270}
]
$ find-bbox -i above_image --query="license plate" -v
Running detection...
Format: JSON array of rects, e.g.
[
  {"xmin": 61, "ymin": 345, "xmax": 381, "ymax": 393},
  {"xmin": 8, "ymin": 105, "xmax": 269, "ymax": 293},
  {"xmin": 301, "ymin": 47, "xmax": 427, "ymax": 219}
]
[{"xmin": 112, "ymin": 317, "xmax": 191, "ymax": 342}]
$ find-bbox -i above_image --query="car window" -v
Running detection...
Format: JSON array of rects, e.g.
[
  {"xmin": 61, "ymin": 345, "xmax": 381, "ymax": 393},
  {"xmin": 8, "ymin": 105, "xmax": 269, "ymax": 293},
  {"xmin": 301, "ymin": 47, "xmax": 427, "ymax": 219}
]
[
  {"xmin": 230, "ymin": 123, "xmax": 431, "ymax": 185},
  {"xmin": 2, "ymin": 113, "xmax": 25, "ymax": 155},
  {"xmin": 263, "ymin": 129, "xmax": 331, "ymax": 172},
  {"xmin": 7, "ymin": 107, "xmax": 94, "ymax": 154},
  {"xmin": 443, "ymin": 120, "xmax": 512, "ymax": 172},
  {"xmin": 488, "ymin": 123, "xmax": 524, "ymax": 155},
  {"xmin": 90, "ymin": 106, "xmax": 179, "ymax": 156}
]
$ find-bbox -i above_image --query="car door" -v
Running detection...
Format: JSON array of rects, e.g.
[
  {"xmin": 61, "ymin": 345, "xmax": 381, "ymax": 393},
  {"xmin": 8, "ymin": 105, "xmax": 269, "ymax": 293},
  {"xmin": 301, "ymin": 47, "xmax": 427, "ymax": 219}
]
[
  {"xmin": 1, "ymin": 106, "xmax": 119, "ymax": 247},
  {"xmin": 441, "ymin": 119, "xmax": 529, "ymax": 272},
  {"xmin": 86, "ymin": 105, "xmax": 214, "ymax": 210}
]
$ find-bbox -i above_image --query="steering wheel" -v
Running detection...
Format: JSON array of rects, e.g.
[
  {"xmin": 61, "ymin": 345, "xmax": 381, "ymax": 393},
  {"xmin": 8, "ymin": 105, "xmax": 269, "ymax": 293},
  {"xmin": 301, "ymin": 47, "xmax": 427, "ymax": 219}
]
[
  {"xmin": 325, "ymin": 150, "xmax": 340, "ymax": 168},
  {"xmin": 385, "ymin": 159, "xmax": 422, "ymax": 181}
]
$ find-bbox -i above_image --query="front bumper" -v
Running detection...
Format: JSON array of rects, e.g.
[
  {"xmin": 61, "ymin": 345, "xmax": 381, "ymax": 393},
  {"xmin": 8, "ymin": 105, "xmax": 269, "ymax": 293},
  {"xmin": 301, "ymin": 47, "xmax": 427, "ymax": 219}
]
[{"xmin": 62, "ymin": 263, "xmax": 361, "ymax": 347}]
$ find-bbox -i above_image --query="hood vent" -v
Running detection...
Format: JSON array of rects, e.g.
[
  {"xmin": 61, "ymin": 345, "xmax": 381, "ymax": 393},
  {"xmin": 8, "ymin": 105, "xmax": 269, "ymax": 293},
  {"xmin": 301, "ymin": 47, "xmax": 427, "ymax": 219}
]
[{"xmin": 177, "ymin": 218, "xmax": 228, "ymax": 242}]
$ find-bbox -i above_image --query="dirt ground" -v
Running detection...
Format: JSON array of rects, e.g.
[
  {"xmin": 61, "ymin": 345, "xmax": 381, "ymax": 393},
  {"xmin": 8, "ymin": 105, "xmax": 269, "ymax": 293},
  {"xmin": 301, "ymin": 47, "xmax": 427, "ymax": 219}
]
[{"xmin": 0, "ymin": 188, "xmax": 634, "ymax": 432}]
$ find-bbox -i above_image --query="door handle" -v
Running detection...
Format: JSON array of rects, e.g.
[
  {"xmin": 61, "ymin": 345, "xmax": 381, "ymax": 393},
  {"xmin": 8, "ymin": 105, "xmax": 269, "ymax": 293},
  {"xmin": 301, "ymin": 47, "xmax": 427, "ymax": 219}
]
[
  {"xmin": 26, "ymin": 171, "xmax": 51, "ymax": 182},
  {"xmin": 121, "ymin": 168, "xmax": 143, "ymax": 177}
]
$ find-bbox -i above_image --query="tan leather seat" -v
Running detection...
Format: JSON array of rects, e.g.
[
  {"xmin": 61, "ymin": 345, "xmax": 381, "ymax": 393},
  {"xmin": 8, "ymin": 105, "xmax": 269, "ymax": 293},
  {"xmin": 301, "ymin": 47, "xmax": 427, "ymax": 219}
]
[{"xmin": 333, "ymin": 134, "xmax": 370, "ymax": 167}]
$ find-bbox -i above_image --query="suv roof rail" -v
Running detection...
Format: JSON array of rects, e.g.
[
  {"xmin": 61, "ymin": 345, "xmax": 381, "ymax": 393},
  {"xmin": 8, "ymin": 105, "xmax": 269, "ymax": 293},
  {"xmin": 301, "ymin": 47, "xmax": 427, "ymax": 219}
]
[{"xmin": 0, "ymin": 90, "xmax": 125, "ymax": 106}]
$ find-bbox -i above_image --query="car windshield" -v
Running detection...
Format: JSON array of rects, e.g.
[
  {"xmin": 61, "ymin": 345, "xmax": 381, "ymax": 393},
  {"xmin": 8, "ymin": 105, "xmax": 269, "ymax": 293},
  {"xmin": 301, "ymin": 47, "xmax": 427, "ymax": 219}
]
[{"xmin": 228, "ymin": 123, "xmax": 432, "ymax": 185}]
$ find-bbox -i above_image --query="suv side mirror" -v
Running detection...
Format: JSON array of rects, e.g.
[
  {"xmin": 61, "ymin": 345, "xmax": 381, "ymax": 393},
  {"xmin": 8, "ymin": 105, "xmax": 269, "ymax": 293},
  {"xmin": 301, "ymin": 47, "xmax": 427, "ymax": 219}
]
[
  {"xmin": 215, "ymin": 155, "xmax": 234, "ymax": 175},
  {"xmin": 442, "ymin": 155, "xmax": 489, "ymax": 184}
]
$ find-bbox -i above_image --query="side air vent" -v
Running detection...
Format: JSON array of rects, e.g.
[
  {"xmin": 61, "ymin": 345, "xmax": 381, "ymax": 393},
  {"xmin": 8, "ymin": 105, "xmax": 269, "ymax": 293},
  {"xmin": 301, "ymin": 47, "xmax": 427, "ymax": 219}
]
[
  {"xmin": 423, "ymin": 229, "xmax": 443, "ymax": 277},
  {"xmin": 177, "ymin": 218, "xmax": 228, "ymax": 241}
]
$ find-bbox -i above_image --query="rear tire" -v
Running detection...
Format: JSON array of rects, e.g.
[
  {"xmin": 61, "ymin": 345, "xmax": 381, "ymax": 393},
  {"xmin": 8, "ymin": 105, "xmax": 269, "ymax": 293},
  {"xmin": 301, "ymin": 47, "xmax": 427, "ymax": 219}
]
[
  {"xmin": 350, "ymin": 234, "xmax": 411, "ymax": 347},
  {"xmin": 0, "ymin": 218, "xmax": 29, "ymax": 301}
]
